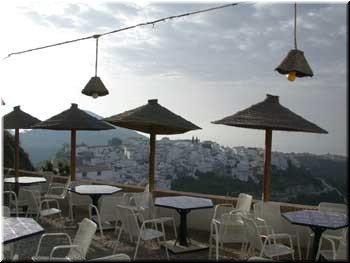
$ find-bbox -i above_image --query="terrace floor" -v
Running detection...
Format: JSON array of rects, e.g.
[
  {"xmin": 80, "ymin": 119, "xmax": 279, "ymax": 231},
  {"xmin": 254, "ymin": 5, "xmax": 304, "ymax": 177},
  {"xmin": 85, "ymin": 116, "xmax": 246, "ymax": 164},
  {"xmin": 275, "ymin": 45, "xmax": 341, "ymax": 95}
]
[{"xmin": 4, "ymin": 201, "xmax": 302, "ymax": 261}]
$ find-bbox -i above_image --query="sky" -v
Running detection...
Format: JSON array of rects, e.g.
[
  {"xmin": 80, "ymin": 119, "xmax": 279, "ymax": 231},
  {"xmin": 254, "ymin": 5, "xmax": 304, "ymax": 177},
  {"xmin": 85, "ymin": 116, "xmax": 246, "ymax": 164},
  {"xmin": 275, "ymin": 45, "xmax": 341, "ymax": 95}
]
[{"xmin": 0, "ymin": 0, "xmax": 348, "ymax": 156}]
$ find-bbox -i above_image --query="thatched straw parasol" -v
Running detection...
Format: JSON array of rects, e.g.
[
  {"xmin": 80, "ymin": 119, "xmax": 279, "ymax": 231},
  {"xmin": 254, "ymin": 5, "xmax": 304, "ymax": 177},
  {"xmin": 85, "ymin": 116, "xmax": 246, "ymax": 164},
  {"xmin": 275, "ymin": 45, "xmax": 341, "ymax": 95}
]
[
  {"xmin": 31, "ymin": 103, "xmax": 113, "ymax": 180},
  {"xmin": 104, "ymin": 99, "xmax": 201, "ymax": 192},
  {"xmin": 3, "ymin": 106, "xmax": 41, "ymax": 193},
  {"xmin": 212, "ymin": 94, "xmax": 327, "ymax": 201}
]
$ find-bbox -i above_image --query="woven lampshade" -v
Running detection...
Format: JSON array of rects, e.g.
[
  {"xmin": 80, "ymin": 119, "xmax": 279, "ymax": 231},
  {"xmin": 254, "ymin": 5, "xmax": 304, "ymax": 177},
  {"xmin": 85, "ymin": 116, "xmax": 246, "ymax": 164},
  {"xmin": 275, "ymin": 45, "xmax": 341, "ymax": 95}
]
[
  {"xmin": 81, "ymin": 76, "xmax": 109, "ymax": 98},
  {"xmin": 275, "ymin": 49, "xmax": 313, "ymax": 78}
]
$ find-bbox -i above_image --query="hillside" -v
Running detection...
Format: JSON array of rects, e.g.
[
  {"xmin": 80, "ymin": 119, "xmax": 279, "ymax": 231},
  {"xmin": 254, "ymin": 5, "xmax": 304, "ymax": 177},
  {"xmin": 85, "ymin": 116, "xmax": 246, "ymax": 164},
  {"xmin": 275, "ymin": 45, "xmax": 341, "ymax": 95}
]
[{"xmin": 19, "ymin": 128, "xmax": 145, "ymax": 166}]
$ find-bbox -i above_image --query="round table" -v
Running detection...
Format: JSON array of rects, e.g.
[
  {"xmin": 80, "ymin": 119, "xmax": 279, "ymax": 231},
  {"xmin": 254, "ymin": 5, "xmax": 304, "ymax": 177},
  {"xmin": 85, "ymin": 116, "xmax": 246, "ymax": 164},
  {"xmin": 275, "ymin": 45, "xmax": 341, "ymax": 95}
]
[{"xmin": 4, "ymin": 176, "xmax": 46, "ymax": 185}]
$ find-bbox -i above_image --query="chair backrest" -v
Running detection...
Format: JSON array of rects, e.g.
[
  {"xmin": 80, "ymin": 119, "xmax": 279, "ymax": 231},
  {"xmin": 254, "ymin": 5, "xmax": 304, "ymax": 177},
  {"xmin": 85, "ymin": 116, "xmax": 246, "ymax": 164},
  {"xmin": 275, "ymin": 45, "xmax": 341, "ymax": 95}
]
[
  {"xmin": 67, "ymin": 218, "xmax": 97, "ymax": 260},
  {"xmin": 47, "ymin": 175, "xmax": 71, "ymax": 197},
  {"xmin": 253, "ymin": 201, "xmax": 285, "ymax": 232},
  {"xmin": 116, "ymin": 205, "xmax": 140, "ymax": 239},
  {"xmin": 4, "ymin": 191, "xmax": 18, "ymax": 216},
  {"xmin": 3, "ymin": 206, "xmax": 11, "ymax": 217},
  {"xmin": 335, "ymin": 239, "xmax": 348, "ymax": 260},
  {"xmin": 41, "ymin": 171, "xmax": 54, "ymax": 193},
  {"xmin": 319, "ymin": 202, "xmax": 347, "ymax": 237},
  {"xmin": 132, "ymin": 192, "xmax": 154, "ymax": 219},
  {"xmin": 318, "ymin": 202, "xmax": 347, "ymax": 214},
  {"xmin": 69, "ymin": 181, "xmax": 92, "ymax": 205},
  {"xmin": 236, "ymin": 193, "xmax": 253, "ymax": 214},
  {"xmin": 242, "ymin": 215, "xmax": 263, "ymax": 252},
  {"xmin": 23, "ymin": 189, "xmax": 41, "ymax": 214},
  {"xmin": 99, "ymin": 196, "xmax": 125, "ymax": 222}
]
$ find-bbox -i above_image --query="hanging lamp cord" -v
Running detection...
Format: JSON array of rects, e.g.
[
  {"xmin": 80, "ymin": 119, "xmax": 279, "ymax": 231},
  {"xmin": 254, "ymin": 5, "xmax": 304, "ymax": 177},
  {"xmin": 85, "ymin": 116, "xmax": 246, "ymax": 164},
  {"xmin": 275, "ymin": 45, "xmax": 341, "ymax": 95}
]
[
  {"xmin": 294, "ymin": 2, "xmax": 297, "ymax": 50},
  {"xmin": 94, "ymin": 35, "xmax": 100, "ymax": 76}
]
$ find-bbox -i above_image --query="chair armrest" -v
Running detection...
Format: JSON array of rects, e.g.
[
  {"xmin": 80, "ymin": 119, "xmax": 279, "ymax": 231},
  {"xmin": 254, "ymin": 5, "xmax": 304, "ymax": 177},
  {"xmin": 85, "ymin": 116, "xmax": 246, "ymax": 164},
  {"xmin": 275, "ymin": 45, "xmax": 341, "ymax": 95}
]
[
  {"xmin": 267, "ymin": 233, "xmax": 294, "ymax": 248},
  {"xmin": 40, "ymin": 198, "xmax": 60, "ymax": 209},
  {"xmin": 229, "ymin": 208, "xmax": 244, "ymax": 215},
  {"xmin": 49, "ymin": 244, "xmax": 84, "ymax": 260},
  {"xmin": 213, "ymin": 203, "xmax": 234, "ymax": 219},
  {"xmin": 142, "ymin": 218, "xmax": 163, "ymax": 225},
  {"xmin": 35, "ymin": 233, "xmax": 72, "ymax": 256},
  {"xmin": 267, "ymin": 233, "xmax": 292, "ymax": 240},
  {"xmin": 211, "ymin": 218, "xmax": 222, "ymax": 225}
]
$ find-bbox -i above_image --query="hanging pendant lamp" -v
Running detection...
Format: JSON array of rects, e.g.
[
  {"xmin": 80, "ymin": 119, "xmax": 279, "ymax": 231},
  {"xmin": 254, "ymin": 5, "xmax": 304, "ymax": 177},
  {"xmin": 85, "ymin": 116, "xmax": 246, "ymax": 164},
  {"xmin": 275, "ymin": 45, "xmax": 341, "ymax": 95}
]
[
  {"xmin": 82, "ymin": 35, "xmax": 109, "ymax": 98},
  {"xmin": 275, "ymin": 3, "xmax": 313, "ymax": 81}
]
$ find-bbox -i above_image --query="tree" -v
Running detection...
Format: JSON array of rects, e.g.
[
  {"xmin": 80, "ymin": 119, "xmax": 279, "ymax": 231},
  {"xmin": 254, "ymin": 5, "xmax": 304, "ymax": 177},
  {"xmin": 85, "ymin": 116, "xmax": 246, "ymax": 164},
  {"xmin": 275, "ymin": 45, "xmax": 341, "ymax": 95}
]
[
  {"xmin": 41, "ymin": 160, "xmax": 57, "ymax": 174},
  {"xmin": 57, "ymin": 161, "xmax": 70, "ymax": 177},
  {"xmin": 3, "ymin": 130, "xmax": 35, "ymax": 171}
]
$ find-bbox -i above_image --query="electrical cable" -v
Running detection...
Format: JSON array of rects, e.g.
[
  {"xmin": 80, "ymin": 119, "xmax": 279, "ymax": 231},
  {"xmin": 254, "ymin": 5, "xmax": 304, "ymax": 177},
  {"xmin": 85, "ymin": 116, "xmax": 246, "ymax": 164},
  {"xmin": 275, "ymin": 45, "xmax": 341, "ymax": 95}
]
[{"xmin": 4, "ymin": 2, "xmax": 239, "ymax": 59}]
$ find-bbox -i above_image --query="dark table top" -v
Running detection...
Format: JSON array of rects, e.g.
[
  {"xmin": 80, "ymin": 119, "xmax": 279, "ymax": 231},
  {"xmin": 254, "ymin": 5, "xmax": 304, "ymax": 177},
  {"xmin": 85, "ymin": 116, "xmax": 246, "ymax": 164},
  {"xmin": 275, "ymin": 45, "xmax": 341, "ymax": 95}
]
[
  {"xmin": 4, "ymin": 176, "xmax": 46, "ymax": 185},
  {"xmin": 2, "ymin": 217, "xmax": 44, "ymax": 244},
  {"xmin": 155, "ymin": 196, "xmax": 214, "ymax": 211},
  {"xmin": 282, "ymin": 210, "xmax": 348, "ymax": 230},
  {"xmin": 68, "ymin": 185, "xmax": 122, "ymax": 196}
]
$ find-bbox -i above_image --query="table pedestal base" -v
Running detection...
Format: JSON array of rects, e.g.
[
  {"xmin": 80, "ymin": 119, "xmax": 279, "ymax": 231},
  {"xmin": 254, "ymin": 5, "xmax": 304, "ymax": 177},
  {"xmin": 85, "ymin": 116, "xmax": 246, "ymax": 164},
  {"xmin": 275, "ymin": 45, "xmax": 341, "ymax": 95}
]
[{"xmin": 162, "ymin": 239, "xmax": 209, "ymax": 254}]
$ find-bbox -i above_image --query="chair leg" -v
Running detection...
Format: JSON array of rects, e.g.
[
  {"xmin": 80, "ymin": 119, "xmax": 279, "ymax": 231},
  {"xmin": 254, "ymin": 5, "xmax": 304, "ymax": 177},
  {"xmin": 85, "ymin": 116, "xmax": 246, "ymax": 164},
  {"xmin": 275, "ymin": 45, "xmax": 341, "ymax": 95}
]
[
  {"xmin": 296, "ymin": 234, "xmax": 302, "ymax": 260},
  {"xmin": 161, "ymin": 223, "xmax": 169, "ymax": 261},
  {"xmin": 172, "ymin": 219, "xmax": 177, "ymax": 239},
  {"xmin": 209, "ymin": 224, "xmax": 214, "ymax": 259},
  {"xmin": 208, "ymin": 236, "xmax": 213, "ymax": 259},
  {"xmin": 315, "ymin": 237, "xmax": 323, "ymax": 261},
  {"xmin": 215, "ymin": 233, "xmax": 220, "ymax": 261},
  {"xmin": 306, "ymin": 236, "xmax": 311, "ymax": 260},
  {"xmin": 164, "ymin": 237, "xmax": 169, "ymax": 260},
  {"xmin": 133, "ymin": 235, "xmax": 142, "ymax": 261}
]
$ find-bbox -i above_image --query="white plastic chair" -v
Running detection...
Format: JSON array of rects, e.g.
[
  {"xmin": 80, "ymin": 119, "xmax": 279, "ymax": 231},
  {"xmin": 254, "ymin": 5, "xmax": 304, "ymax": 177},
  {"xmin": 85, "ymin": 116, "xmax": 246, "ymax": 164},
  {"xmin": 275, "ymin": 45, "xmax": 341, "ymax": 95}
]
[
  {"xmin": 306, "ymin": 202, "xmax": 347, "ymax": 260},
  {"xmin": 22, "ymin": 189, "xmax": 62, "ymax": 221},
  {"xmin": 317, "ymin": 232, "xmax": 348, "ymax": 261},
  {"xmin": 89, "ymin": 195, "xmax": 126, "ymax": 238},
  {"xmin": 10, "ymin": 188, "xmax": 28, "ymax": 214},
  {"xmin": 113, "ymin": 204, "xmax": 169, "ymax": 261},
  {"xmin": 3, "ymin": 206, "xmax": 11, "ymax": 217},
  {"xmin": 89, "ymin": 253, "xmax": 131, "ymax": 261},
  {"xmin": 209, "ymin": 193, "xmax": 252, "ymax": 260},
  {"xmin": 4, "ymin": 191, "xmax": 19, "ymax": 216},
  {"xmin": 32, "ymin": 218, "xmax": 97, "ymax": 261},
  {"xmin": 68, "ymin": 181, "xmax": 92, "ymax": 222},
  {"xmin": 253, "ymin": 201, "xmax": 302, "ymax": 260},
  {"xmin": 242, "ymin": 215, "xmax": 295, "ymax": 260},
  {"xmin": 40, "ymin": 171, "xmax": 54, "ymax": 195},
  {"xmin": 131, "ymin": 192, "xmax": 177, "ymax": 239},
  {"xmin": 44, "ymin": 175, "xmax": 71, "ymax": 201}
]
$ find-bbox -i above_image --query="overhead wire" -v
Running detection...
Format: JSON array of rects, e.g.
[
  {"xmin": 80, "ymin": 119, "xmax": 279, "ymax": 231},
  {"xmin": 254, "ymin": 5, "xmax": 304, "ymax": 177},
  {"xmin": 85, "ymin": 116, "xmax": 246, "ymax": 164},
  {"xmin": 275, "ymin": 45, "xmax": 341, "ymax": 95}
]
[{"xmin": 4, "ymin": 2, "xmax": 239, "ymax": 59}]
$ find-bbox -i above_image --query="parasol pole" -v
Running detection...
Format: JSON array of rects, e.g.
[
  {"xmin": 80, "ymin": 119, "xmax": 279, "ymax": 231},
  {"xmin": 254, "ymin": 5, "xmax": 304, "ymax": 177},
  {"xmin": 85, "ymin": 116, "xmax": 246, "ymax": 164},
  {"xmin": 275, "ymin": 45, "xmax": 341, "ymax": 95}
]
[
  {"xmin": 14, "ymin": 128, "xmax": 20, "ymax": 194},
  {"xmin": 263, "ymin": 128, "xmax": 272, "ymax": 202},
  {"xmin": 149, "ymin": 132, "xmax": 156, "ymax": 193},
  {"xmin": 71, "ymin": 128, "xmax": 76, "ymax": 181}
]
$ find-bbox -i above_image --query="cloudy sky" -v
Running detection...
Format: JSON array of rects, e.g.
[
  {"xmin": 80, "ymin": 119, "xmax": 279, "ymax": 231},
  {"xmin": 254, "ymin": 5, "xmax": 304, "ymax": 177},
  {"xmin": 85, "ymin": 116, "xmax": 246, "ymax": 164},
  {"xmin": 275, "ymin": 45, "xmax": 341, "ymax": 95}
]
[{"xmin": 0, "ymin": 1, "xmax": 347, "ymax": 156}]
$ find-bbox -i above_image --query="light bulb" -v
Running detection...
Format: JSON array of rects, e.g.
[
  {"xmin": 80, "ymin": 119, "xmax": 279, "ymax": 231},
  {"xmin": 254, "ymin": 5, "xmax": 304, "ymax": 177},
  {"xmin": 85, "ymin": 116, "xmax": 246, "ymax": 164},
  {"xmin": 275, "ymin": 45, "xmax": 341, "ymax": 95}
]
[
  {"xmin": 287, "ymin": 71, "xmax": 297, "ymax": 81},
  {"xmin": 92, "ymin": 93, "xmax": 99, "ymax": 99}
]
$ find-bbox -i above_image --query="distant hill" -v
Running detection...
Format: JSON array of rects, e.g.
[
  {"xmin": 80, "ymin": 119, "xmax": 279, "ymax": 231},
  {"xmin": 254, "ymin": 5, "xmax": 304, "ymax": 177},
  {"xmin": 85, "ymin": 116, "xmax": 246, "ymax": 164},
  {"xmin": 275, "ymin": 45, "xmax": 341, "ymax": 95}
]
[{"xmin": 19, "ymin": 111, "xmax": 146, "ymax": 166}]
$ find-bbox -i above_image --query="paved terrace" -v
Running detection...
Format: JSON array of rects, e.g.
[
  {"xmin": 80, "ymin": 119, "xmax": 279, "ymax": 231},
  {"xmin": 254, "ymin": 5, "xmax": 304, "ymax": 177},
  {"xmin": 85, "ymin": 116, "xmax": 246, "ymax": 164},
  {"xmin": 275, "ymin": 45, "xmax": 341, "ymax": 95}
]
[{"xmin": 3, "ymin": 169, "xmax": 316, "ymax": 261}]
